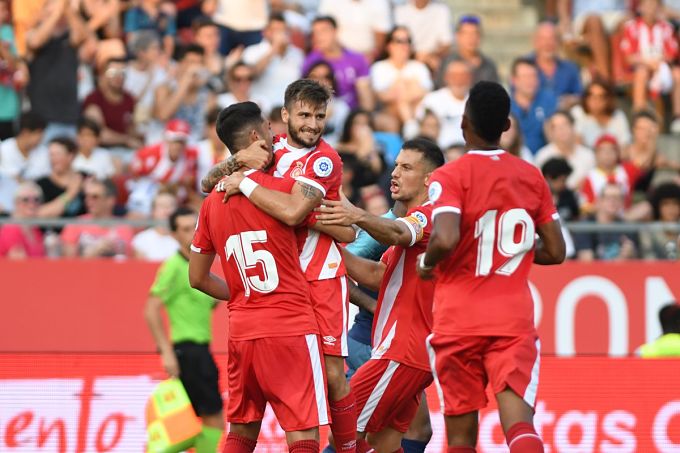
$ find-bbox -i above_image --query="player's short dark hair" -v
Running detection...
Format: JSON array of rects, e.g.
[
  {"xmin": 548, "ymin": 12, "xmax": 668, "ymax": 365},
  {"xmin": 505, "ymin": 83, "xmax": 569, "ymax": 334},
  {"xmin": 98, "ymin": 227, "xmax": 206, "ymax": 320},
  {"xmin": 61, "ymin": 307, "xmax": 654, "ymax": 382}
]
[
  {"xmin": 649, "ymin": 182, "xmax": 680, "ymax": 220},
  {"xmin": 284, "ymin": 79, "xmax": 331, "ymax": 110},
  {"xmin": 49, "ymin": 136, "xmax": 77, "ymax": 154},
  {"xmin": 466, "ymin": 81, "xmax": 511, "ymax": 143},
  {"xmin": 216, "ymin": 102, "xmax": 265, "ymax": 152},
  {"xmin": 176, "ymin": 43, "xmax": 205, "ymax": 61},
  {"xmin": 169, "ymin": 206, "xmax": 197, "ymax": 232},
  {"xmin": 541, "ymin": 158, "xmax": 573, "ymax": 179},
  {"xmin": 312, "ymin": 15, "xmax": 337, "ymax": 29},
  {"xmin": 402, "ymin": 137, "xmax": 445, "ymax": 171},
  {"xmin": 18, "ymin": 111, "xmax": 47, "ymax": 132},
  {"xmin": 77, "ymin": 117, "xmax": 101, "ymax": 136},
  {"xmin": 659, "ymin": 303, "xmax": 680, "ymax": 334}
]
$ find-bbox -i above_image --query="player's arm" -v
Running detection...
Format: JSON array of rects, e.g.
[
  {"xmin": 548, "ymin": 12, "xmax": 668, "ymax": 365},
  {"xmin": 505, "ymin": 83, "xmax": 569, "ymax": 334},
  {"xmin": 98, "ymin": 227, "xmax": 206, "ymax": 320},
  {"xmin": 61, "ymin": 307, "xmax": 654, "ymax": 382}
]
[
  {"xmin": 188, "ymin": 251, "xmax": 230, "ymax": 300},
  {"xmin": 316, "ymin": 198, "xmax": 414, "ymax": 246},
  {"xmin": 144, "ymin": 295, "xmax": 179, "ymax": 377},
  {"xmin": 311, "ymin": 221, "xmax": 356, "ymax": 243},
  {"xmin": 340, "ymin": 248, "xmax": 385, "ymax": 292},
  {"xmin": 348, "ymin": 281, "xmax": 377, "ymax": 314},
  {"xmin": 534, "ymin": 219, "xmax": 566, "ymax": 265},
  {"xmin": 417, "ymin": 211, "xmax": 460, "ymax": 280},
  {"xmin": 199, "ymin": 140, "xmax": 271, "ymax": 193}
]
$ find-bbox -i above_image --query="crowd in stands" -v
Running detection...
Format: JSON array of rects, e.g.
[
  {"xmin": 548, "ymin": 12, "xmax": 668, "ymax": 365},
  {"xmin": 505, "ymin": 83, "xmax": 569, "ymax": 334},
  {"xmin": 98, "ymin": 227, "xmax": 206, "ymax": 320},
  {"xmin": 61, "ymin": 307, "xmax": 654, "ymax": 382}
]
[{"xmin": 0, "ymin": 0, "xmax": 679, "ymax": 261}]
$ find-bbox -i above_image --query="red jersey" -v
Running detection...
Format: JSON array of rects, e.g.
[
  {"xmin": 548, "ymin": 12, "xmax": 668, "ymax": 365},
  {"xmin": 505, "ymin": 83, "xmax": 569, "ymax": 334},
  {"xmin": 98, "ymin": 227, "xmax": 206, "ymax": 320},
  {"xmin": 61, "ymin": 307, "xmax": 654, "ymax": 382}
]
[
  {"xmin": 245, "ymin": 134, "xmax": 346, "ymax": 281},
  {"xmin": 428, "ymin": 149, "xmax": 559, "ymax": 336},
  {"xmin": 621, "ymin": 17, "xmax": 678, "ymax": 63},
  {"xmin": 371, "ymin": 203, "xmax": 435, "ymax": 372},
  {"xmin": 191, "ymin": 190, "xmax": 318, "ymax": 341},
  {"xmin": 131, "ymin": 142, "xmax": 198, "ymax": 184},
  {"xmin": 579, "ymin": 162, "xmax": 640, "ymax": 210}
]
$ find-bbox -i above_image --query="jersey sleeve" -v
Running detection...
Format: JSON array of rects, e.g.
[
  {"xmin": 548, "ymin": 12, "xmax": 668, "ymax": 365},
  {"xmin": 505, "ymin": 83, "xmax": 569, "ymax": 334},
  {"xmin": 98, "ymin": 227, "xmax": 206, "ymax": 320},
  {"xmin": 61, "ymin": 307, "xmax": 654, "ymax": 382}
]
[
  {"xmin": 429, "ymin": 164, "xmax": 464, "ymax": 220},
  {"xmin": 535, "ymin": 176, "xmax": 560, "ymax": 226},
  {"xmin": 380, "ymin": 246, "xmax": 396, "ymax": 265},
  {"xmin": 246, "ymin": 170, "xmax": 296, "ymax": 193},
  {"xmin": 396, "ymin": 206, "xmax": 430, "ymax": 247},
  {"xmin": 130, "ymin": 146, "xmax": 155, "ymax": 177},
  {"xmin": 149, "ymin": 260, "xmax": 177, "ymax": 303},
  {"xmin": 297, "ymin": 150, "xmax": 342, "ymax": 198},
  {"xmin": 191, "ymin": 198, "xmax": 215, "ymax": 254}
]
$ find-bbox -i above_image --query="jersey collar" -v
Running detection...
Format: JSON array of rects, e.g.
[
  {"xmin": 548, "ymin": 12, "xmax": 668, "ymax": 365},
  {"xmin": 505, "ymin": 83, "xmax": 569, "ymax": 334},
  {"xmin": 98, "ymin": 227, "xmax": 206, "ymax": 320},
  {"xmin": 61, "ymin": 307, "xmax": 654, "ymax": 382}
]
[
  {"xmin": 281, "ymin": 136, "xmax": 314, "ymax": 154},
  {"xmin": 468, "ymin": 149, "xmax": 505, "ymax": 156}
]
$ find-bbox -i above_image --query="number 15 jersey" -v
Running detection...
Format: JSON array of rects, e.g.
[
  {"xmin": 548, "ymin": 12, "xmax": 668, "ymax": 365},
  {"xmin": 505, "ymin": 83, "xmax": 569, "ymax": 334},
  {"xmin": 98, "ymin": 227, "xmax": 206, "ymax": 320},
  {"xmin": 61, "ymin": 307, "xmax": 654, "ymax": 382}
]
[
  {"xmin": 192, "ymin": 190, "xmax": 318, "ymax": 341},
  {"xmin": 428, "ymin": 150, "xmax": 559, "ymax": 337}
]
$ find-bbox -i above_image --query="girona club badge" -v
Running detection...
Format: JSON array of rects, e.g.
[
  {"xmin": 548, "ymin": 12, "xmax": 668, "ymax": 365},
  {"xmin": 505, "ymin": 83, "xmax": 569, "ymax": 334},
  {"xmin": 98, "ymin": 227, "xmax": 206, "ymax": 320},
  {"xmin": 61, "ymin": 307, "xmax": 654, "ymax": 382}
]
[{"xmin": 290, "ymin": 161, "xmax": 304, "ymax": 179}]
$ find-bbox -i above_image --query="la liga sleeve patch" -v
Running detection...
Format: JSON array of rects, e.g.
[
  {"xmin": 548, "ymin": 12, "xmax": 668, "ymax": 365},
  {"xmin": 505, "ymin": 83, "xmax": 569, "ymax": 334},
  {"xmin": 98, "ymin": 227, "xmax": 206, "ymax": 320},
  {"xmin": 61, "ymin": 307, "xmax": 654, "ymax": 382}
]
[
  {"xmin": 428, "ymin": 181, "xmax": 442, "ymax": 203},
  {"xmin": 313, "ymin": 156, "xmax": 334, "ymax": 178}
]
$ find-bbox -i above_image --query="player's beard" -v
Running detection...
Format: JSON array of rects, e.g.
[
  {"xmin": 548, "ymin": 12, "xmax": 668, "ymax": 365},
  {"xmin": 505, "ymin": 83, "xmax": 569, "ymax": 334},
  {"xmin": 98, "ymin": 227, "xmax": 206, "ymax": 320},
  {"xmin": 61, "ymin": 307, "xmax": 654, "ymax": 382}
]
[{"xmin": 289, "ymin": 125, "xmax": 323, "ymax": 148}]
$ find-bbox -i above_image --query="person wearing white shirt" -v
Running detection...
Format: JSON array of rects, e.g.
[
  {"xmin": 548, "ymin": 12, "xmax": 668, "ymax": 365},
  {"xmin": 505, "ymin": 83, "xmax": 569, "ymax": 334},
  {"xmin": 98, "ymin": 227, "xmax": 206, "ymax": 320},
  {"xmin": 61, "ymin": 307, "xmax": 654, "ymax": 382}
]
[
  {"xmin": 0, "ymin": 112, "xmax": 49, "ymax": 181},
  {"xmin": 203, "ymin": 0, "xmax": 268, "ymax": 55},
  {"xmin": 394, "ymin": 0, "xmax": 453, "ymax": 71},
  {"xmin": 132, "ymin": 191, "xmax": 180, "ymax": 261},
  {"xmin": 72, "ymin": 118, "xmax": 115, "ymax": 180},
  {"xmin": 318, "ymin": 0, "xmax": 392, "ymax": 58},
  {"xmin": 242, "ymin": 14, "xmax": 304, "ymax": 105},
  {"xmin": 216, "ymin": 62, "xmax": 270, "ymax": 115}
]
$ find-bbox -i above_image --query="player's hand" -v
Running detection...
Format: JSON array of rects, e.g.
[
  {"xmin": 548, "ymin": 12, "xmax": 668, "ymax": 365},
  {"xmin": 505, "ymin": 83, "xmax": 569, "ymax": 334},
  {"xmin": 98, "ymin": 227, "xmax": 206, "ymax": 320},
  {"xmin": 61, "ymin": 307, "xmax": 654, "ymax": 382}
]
[
  {"xmin": 235, "ymin": 140, "xmax": 270, "ymax": 170},
  {"xmin": 315, "ymin": 198, "xmax": 363, "ymax": 226},
  {"xmin": 161, "ymin": 350, "xmax": 180, "ymax": 378},
  {"xmin": 216, "ymin": 172, "xmax": 245, "ymax": 202},
  {"xmin": 416, "ymin": 253, "xmax": 434, "ymax": 280}
]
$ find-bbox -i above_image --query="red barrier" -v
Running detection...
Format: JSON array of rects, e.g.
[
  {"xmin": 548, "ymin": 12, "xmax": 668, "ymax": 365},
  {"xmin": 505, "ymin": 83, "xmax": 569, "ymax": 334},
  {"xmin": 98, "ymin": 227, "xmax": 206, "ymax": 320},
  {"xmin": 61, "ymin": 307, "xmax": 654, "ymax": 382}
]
[{"xmin": 1, "ymin": 354, "xmax": 678, "ymax": 452}]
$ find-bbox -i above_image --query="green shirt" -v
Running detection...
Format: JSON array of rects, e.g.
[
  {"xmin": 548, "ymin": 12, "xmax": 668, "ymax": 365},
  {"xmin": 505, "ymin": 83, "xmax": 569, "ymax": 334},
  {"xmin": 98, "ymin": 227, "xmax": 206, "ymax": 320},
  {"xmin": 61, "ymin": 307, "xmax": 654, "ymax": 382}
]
[
  {"xmin": 639, "ymin": 333, "xmax": 680, "ymax": 358},
  {"xmin": 150, "ymin": 252, "xmax": 215, "ymax": 344}
]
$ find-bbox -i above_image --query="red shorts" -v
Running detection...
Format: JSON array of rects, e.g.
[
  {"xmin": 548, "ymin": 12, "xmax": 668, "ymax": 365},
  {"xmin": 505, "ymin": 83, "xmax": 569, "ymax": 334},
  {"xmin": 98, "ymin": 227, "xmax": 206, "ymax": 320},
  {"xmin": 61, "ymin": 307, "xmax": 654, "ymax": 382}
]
[
  {"xmin": 309, "ymin": 276, "xmax": 349, "ymax": 357},
  {"xmin": 352, "ymin": 359, "xmax": 433, "ymax": 434},
  {"xmin": 426, "ymin": 333, "xmax": 541, "ymax": 416},
  {"xmin": 227, "ymin": 334, "xmax": 330, "ymax": 431}
]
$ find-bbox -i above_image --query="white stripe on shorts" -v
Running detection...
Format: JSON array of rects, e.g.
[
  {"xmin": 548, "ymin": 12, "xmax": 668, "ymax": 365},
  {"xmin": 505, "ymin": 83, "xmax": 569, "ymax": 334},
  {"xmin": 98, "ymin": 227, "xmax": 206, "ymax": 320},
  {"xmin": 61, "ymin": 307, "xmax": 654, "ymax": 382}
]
[
  {"xmin": 425, "ymin": 333, "xmax": 445, "ymax": 413},
  {"xmin": 523, "ymin": 338, "xmax": 541, "ymax": 408},
  {"xmin": 340, "ymin": 276, "xmax": 349, "ymax": 356},
  {"xmin": 356, "ymin": 360, "xmax": 399, "ymax": 432},
  {"xmin": 306, "ymin": 334, "xmax": 329, "ymax": 425}
]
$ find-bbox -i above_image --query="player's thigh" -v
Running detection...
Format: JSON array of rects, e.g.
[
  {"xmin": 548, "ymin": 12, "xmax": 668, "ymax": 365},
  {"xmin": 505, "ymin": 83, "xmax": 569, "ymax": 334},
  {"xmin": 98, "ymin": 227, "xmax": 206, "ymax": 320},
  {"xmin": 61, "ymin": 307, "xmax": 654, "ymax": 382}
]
[
  {"xmin": 174, "ymin": 342, "xmax": 223, "ymax": 417},
  {"xmin": 255, "ymin": 334, "xmax": 330, "ymax": 432},
  {"xmin": 309, "ymin": 277, "xmax": 349, "ymax": 357},
  {"xmin": 366, "ymin": 427, "xmax": 404, "ymax": 453},
  {"xmin": 227, "ymin": 339, "xmax": 267, "ymax": 425},
  {"xmin": 483, "ymin": 333, "xmax": 541, "ymax": 412},
  {"xmin": 426, "ymin": 333, "xmax": 488, "ymax": 416},
  {"xmin": 404, "ymin": 392, "xmax": 432, "ymax": 441},
  {"xmin": 346, "ymin": 335, "xmax": 372, "ymax": 380}
]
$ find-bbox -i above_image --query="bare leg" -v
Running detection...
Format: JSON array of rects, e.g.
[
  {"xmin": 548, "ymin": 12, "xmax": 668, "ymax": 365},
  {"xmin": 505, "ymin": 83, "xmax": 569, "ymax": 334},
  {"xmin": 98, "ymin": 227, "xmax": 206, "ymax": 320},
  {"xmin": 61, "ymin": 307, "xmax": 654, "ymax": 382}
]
[
  {"xmin": 632, "ymin": 65, "xmax": 651, "ymax": 111},
  {"xmin": 582, "ymin": 15, "xmax": 610, "ymax": 81},
  {"xmin": 444, "ymin": 411, "xmax": 478, "ymax": 448}
]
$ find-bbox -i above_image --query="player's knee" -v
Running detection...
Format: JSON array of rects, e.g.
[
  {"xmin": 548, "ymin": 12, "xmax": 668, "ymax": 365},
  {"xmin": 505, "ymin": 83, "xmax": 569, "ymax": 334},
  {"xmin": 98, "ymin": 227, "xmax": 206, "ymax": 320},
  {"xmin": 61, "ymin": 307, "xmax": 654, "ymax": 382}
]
[
  {"xmin": 404, "ymin": 424, "xmax": 432, "ymax": 443},
  {"xmin": 326, "ymin": 366, "xmax": 349, "ymax": 398},
  {"xmin": 201, "ymin": 412, "xmax": 225, "ymax": 429}
]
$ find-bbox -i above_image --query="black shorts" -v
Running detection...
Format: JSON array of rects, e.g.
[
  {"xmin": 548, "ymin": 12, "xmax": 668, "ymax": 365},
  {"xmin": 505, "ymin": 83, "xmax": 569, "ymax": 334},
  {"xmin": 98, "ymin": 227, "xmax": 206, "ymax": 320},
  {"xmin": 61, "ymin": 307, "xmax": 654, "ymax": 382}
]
[{"xmin": 174, "ymin": 342, "xmax": 223, "ymax": 416}]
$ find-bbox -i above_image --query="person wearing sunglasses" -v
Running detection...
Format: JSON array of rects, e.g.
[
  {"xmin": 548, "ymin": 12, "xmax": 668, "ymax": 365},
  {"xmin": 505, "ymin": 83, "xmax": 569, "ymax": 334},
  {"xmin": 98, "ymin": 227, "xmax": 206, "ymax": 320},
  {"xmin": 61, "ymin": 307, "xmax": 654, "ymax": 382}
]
[
  {"xmin": 0, "ymin": 181, "xmax": 46, "ymax": 258},
  {"xmin": 216, "ymin": 61, "xmax": 270, "ymax": 115}
]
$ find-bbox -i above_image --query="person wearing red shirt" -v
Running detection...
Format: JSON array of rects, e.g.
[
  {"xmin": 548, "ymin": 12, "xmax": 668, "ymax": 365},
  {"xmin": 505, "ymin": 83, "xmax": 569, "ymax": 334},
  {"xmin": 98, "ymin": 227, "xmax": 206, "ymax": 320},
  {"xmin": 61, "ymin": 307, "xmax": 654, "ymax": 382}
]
[
  {"xmin": 188, "ymin": 102, "xmax": 328, "ymax": 453},
  {"xmin": 316, "ymin": 137, "xmax": 445, "ymax": 453},
  {"xmin": 416, "ymin": 81, "xmax": 566, "ymax": 453}
]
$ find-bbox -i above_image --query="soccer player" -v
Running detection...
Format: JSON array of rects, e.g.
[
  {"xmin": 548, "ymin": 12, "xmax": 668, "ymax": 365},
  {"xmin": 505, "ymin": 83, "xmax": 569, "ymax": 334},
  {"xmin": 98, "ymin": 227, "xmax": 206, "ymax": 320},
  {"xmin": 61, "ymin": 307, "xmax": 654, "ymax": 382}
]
[
  {"xmin": 189, "ymin": 103, "xmax": 328, "ymax": 453},
  {"xmin": 145, "ymin": 207, "xmax": 224, "ymax": 453},
  {"xmin": 416, "ymin": 81, "xmax": 566, "ymax": 453},
  {"xmin": 316, "ymin": 138, "xmax": 444, "ymax": 453},
  {"xmin": 205, "ymin": 80, "xmax": 358, "ymax": 453}
]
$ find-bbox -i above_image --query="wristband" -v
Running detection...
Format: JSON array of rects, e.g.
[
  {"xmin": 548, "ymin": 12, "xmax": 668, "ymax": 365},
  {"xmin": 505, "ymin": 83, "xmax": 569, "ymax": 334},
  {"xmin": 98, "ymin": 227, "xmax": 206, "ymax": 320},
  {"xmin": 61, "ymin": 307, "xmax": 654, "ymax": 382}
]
[
  {"xmin": 239, "ymin": 177, "xmax": 259, "ymax": 198},
  {"xmin": 419, "ymin": 253, "xmax": 434, "ymax": 271}
]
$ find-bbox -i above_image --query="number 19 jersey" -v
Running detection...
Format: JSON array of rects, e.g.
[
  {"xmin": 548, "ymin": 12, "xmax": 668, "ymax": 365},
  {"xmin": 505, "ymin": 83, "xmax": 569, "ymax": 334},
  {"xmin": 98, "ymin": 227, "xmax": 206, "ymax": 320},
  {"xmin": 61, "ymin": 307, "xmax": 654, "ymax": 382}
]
[
  {"xmin": 428, "ymin": 150, "xmax": 559, "ymax": 336},
  {"xmin": 191, "ymin": 190, "xmax": 318, "ymax": 341}
]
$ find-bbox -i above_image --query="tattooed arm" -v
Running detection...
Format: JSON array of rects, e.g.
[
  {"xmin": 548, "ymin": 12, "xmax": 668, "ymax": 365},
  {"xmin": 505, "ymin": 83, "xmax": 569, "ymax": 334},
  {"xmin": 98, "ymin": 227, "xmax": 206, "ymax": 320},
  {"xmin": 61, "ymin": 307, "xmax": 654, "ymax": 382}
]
[
  {"xmin": 200, "ymin": 157, "xmax": 239, "ymax": 193},
  {"xmin": 200, "ymin": 140, "xmax": 271, "ymax": 193},
  {"xmin": 244, "ymin": 180, "xmax": 323, "ymax": 226}
]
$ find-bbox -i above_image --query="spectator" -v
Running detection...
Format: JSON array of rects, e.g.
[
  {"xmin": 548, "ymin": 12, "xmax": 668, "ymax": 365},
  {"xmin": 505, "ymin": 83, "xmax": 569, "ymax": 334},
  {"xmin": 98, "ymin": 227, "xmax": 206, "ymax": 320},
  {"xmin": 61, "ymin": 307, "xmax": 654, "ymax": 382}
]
[
  {"xmin": 580, "ymin": 135, "xmax": 640, "ymax": 214},
  {"xmin": 132, "ymin": 190, "xmax": 179, "ymax": 260},
  {"xmin": 304, "ymin": 60, "xmax": 351, "ymax": 147},
  {"xmin": 360, "ymin": 184, "xmax": 390, "ymax": 216},
  {"xmin": 201, "ymin": 0, "xmax": 266, "ymax": 56},
  {"xmin": 535, "ymin": 110, "xmax": 596, "ymax": 190},
  {"xmin": 83, "ymin": 57, "xmax": 140, "ymax": 149},
  {"xmin": 542, "ymin": 157, "xmax": 581, "ymax": 222},
  {"xmin": 640, "ymin": 182, "xmax": 680, "ymax": 259},
  {"xmin": 412, "ymin": 58, "xmax": 470, "ymax": 148},
  {"xmin": 242, "ymin": 13, "xmax": 304, "ymax": 104},
  {"xmin": 510, "ymin": 57, "xmax": 558, "ymax": 155},
  {"xmin": 125, "ymin": 31, "xmax": 168, "ymax": 140},
  {"xmin": 370, "ymin": 26, "xmax": 433, "ymax": 127},
  {"xmin": 124, "ymin": 0, "xmax": 176, "ymax": 62},
  {"xmin": 196, "ymin": 107, "xmax": 229, "ymax": 192},
  {"xmin": 61, "ymin": 177, "xmax": 134, "ymax": 258},
  {"xmin": 0, "ymin": 181, "xmax": 46, "ymax": 258},
  {"xmin": 153, "ymin": 44, "xmax": 216, "ymax": 144},
  {"xmin": 0, "ymin": 112, "xmax": 49, "ymax": 181},
  {"xmin": 404, "ymin": 109, "xmax": 441, "ymax": 145},
  {"xmin": 318, "ymin": 0, "xmax": 391, "ymax": 60},
  {"xmin": 571, "ymin": 79, "xmax": 631, "ymax": 148},
  {"xmin": 25, "ymin": 0, "xmax": 87, "ymax": 142},
  {"xmin": 302, "ymin": 16, "xmax": 373, "ymax": 110},
  {"xmin": 72, "ymin": 117, "xmax": 114, "ymax": 180},
  {"xmin": 216, "ymin": 61, "xmax": 269, "ymax": 114},
  {"xmin": 0, "ymin": 0, "xmax": 28, "ymax": 140},
  {"xmin": 438, "ymin": 15, "xmax": 499, "ymax": 87},
  {"xmin": 191, "ymin": 17, "xmax": 224, "ymax": 92},
  {"xmin": 638, "ymin": 303, "xmax": 680, "ymax": 356},
  {"xmin": 621, "ymin": 0, "xmax": 680, "ymax": 131},
  {"xmin": 444, "ymin": 142, "xmax": 465, "ymax": 163},
  {"xmin": 500, "ymin": 112, "xmax": 534, "ymax": 162},
  {"xmin": 622, "ymin": 110, "xmax": 665, "ymax": 195},
  {"xmin": 11, "ymin": 0, "xmax": 47, "ymax": 58},
  {"xmin": 268, "ymin": 105, "xmax": 287, "ymax": 137},
  {"xmin": 575, "ymin": 182, "xmax": 639, "ymax": 261},
  {"xmin": 394, "ymin": 0, "xmax": 453, "ymax": 72},
  {"xmin": 77, "ymin": 0, "xmax": 121, "ymax": 40},
  {"xmin": 35, "ymin": 137, "xmax": 86, "ymax": 218},
  {"xmin": 526, "ymin": 21, "xmax": 583, "ymax": 109}
]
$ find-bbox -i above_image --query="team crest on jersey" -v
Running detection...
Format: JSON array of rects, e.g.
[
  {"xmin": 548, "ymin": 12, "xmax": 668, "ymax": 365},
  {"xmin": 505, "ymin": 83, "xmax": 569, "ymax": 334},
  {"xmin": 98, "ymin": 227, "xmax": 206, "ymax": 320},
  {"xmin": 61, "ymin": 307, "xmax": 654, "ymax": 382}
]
[
  {"xmin": 313, "ymin": 157, "xmax": 333, "ymax": 177},
  {"xmin": 289, "ymin": 161, "xmax": 304, "ymax": 178},
  {"xmin": 428, "ymin": 182, "xmax": 442, "ymax": 202},
  {"xmin": 412, "ymin": 211, "xmax": 428, "ymax": 228}
]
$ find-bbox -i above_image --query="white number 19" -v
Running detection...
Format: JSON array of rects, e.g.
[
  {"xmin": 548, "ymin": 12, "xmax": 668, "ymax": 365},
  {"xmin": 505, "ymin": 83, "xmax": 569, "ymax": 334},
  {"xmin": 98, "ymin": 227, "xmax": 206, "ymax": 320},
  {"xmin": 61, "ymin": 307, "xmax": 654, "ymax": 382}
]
[
  {"xmin": 474, "ymin": 209, "xmax": 535, "ymax": 277},
  {"xmin": 225, "ymin": 230, "xmax": 280, "ymax": 296}
]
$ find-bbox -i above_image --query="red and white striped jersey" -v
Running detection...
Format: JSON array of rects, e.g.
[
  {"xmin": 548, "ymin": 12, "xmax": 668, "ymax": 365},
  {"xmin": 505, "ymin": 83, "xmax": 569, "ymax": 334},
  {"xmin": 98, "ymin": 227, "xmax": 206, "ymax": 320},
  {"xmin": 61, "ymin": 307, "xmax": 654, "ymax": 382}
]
[
  {"xmin": 580, "ymin": 162, "xmax": 640, "ymax": 210},
  {"xmin": 271, "ymin": 134, "xmax": 346, "ymax": 281},
  {"xmin": 371, "ymin": 202, "xmax": 434, "ymax": 371},
  {"xmin": 131, "ymin": 142, "xmax": 198, "ymax": 184}
]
